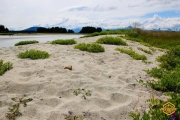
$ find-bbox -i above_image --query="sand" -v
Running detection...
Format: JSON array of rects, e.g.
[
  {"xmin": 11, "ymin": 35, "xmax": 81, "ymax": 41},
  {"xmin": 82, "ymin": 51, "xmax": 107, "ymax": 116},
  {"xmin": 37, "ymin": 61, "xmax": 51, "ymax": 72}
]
[{"xmin": 0, "ymin": 35, "xmax": 166, "ymax": 120}]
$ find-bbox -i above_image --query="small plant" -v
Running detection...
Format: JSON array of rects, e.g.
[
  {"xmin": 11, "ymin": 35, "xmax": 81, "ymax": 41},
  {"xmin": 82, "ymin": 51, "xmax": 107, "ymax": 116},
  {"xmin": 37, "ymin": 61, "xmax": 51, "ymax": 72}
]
[
  {"xmin": 73, "ymin": 88, "xmax": 91, "ymax": 99},
  {"xmin": 115, "ymin": 47, "xmax": 147, "ymax": 60},
  {"xmin": 51, "ymin": 39, "xmax": 76, "ymax": 45},
  {"xmin": 17, "ymin": 49, "xmax": 50, "ymax": 60},
  {"xmin": 6, "ymin": 95, "xmax": 33, "ymax": 120},
  {"xmin": 142, "ymin": 60, "xmax": 152, "ymax": 64},
  {"xmin": 74, "ymin": 43, "xmax": 105, "ymax": 53},
  {"xmin": 15, "ymin": 40, "xmax": 39, "ymax": 46},
  {"xmin": 96, "ymin": 36, "xmax": 127, "ymax": 45},
  {"xmin": 0, "ymin": 59, "xmax": 13, "ymax": 76},
  {"xmin": 137, "ymin": 47, "xmax": 152, "ymax": 54}
]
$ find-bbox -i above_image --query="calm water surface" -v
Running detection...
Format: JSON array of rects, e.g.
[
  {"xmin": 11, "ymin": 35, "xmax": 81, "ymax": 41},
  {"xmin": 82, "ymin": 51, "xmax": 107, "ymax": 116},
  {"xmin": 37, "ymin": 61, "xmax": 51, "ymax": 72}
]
[{"xmin": 0, "ymin": 34, "xmax": 84, "ymax": 48}]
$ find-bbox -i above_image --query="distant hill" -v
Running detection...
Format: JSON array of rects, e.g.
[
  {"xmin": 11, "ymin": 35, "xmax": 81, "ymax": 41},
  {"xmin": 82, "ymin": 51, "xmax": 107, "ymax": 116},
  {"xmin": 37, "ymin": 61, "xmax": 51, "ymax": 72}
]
[{"xmin": 22, "ymin": 27, "xmax": 40, "ymax": 32}]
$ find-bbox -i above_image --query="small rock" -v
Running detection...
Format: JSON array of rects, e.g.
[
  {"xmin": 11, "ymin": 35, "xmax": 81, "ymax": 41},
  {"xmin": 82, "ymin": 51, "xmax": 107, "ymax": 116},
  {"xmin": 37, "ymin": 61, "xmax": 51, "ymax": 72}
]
[{"xmin": 64, "ymin": 65, "xmax": 72, "ymax": 70}]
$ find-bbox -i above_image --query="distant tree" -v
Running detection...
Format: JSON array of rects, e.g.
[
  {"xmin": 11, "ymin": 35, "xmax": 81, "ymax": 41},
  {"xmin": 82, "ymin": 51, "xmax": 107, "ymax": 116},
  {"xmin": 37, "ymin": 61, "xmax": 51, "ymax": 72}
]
[
  {"xmin": 79, "ymin": 26, "xmax": 102, "ymax": 33},
  {"xmin": 96, "ymin": 27, "xmax": 102, "ymax": 32},
  {"xmin": 67, "ymin": 29, "xmax": 74, "ymax": 33},
  {"xmin": 37, "ymin": 27, "xmax": 67, "ymax": 33},
  {"xmin": 0, "ymin": 25, "xmax": 9, "ymax": 32}
]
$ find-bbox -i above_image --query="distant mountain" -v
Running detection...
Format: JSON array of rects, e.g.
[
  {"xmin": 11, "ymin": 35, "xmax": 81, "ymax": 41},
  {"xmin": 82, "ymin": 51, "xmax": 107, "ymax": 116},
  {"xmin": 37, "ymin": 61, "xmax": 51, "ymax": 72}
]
[
  {"xmin": 72, "ymin": 28, "xmax": 81, "ymax": 33},
  {"xmin": 22, "ymin": 27, "xmax": 40, "ymax": 31}
]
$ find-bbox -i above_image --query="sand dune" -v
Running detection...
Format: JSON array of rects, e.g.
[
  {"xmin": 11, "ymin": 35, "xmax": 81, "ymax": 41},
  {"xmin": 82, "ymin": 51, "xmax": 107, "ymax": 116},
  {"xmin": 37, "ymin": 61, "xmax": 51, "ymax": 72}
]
[{"xmin": 0, "ymin": 35, "xmax": 166, "ymax": 120}]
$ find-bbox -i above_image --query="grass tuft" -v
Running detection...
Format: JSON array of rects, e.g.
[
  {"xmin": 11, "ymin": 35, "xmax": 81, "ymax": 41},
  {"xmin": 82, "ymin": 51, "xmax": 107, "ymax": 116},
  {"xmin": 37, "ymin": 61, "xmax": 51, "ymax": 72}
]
[
  {"xmin": 115, "ymin": 47, "xmax": 147, "ymax": 60},
  {"xmin": 0, "ymin": 59, "xmax": 13, "ymax": 76},
  {"xmin": 51, "ymin": 39, "xmax": 76, "ymax": 45},
  {"xmin": 137, "ymin": 47, "xmax": 152, "ymax": 54},
  {"xmin": 15, "ymin": 40, "xmax": 39, "ymax": 46},
  {"xmin": 18, "ymin": 49, "xmax": 50, "ymax": 60},
  {"xmin": 96, "ymin": 36, "xmax": 127, "ymax": 45},
  {"xmin": 74, "ymin": 43, "xmax": 105, "ymax": 53}
]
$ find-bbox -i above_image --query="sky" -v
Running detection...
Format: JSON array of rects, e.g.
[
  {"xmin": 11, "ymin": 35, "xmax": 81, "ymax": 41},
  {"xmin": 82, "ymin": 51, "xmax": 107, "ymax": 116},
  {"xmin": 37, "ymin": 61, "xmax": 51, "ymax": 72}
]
[{"xmin": 1, "ymin": 0, "xmax": 180, "ymax": 30}]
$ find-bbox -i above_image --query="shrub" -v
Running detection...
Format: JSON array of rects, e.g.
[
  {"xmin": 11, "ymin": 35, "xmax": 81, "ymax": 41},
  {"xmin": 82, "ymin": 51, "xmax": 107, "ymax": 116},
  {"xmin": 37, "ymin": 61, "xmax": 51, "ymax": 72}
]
[
  {"xmin": 15, "ymin": 40, "xmax": 39, "ymax": 46},
  {"xmin": 115, "ymin": 48, "xmax": 147, "ymax": 60},
  {"xmin": 18, "ymin": 49, "xmax": 50, "ymax": 60},
  {"xmin": 51, "ymin": 39, "xmax": 76, "ymax": 45},
  {"xmin": 96, "ymin": 36, "xmax": 127, "ymax": 45},
  {"xmin": 74, "ymin": 43, "xmax": 105, "ymax": 53},
  {"xmin": 0, "ymin": 59, "xmax": 13, "ymax": 76}
]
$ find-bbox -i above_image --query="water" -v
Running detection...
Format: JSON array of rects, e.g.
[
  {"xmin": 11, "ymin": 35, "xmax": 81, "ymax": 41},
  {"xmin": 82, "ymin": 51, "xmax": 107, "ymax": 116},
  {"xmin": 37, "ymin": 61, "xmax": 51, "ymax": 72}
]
[{"xmin": 0, "ymin": 34, "xmax": 84, "ymax": 48}]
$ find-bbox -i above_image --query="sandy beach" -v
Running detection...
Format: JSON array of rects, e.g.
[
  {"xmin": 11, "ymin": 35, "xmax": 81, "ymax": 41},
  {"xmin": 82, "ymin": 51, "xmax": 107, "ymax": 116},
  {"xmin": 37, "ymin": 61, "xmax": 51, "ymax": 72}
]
[{"xmin": 0, "ymin": 35, "xmax": 166, "ymax": 120}]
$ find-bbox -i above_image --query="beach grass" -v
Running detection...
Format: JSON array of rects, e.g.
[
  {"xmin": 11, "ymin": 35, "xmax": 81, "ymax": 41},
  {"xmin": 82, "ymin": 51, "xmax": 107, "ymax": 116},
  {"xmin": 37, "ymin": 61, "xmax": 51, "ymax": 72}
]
[
  {"xmin": 96, "ymin": 36, "xmax": 127, "ymax": 45},
  {"xmin": 74, "ymin": 43, "xmax": 105, "ymax": 53},
  {"xmin": 51, "ymin": 39, "xmax": 76, "ymax": 45},
  {"xmin": 115, "ymin": 47, "xmax": 147, "ymax": 60},
  {"xmin": 17, "ymin": 49, "xmax": 50, "ymax": 60},
  {"xmin": 15, "ymin": 40, "xmax": 39, "ymax": 46},
  {"xmin": 0, "ymin": 59, "xmax": 13, "ymax": 76}
]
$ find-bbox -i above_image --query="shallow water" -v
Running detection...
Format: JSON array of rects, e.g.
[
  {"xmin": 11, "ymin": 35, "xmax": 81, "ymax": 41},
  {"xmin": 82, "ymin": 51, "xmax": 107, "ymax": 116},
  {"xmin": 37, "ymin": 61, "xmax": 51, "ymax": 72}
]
[{"xmin": 0, "ymin": 34, "xmax": 84, "ymax": 48}]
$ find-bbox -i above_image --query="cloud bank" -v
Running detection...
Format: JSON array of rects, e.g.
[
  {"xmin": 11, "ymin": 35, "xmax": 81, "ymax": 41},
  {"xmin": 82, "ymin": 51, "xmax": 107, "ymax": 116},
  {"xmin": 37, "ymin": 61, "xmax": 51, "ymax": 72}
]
[{"xmin": 0, "ymin": 0, "xmax": 180, "ymax": 30}]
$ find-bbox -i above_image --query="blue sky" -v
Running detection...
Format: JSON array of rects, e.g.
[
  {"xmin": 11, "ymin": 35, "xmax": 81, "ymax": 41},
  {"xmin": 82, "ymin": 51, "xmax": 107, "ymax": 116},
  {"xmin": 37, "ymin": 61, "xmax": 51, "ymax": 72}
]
[{"xmin": 0, "ymin": 0, "xmax": 180, "ymax": 30}]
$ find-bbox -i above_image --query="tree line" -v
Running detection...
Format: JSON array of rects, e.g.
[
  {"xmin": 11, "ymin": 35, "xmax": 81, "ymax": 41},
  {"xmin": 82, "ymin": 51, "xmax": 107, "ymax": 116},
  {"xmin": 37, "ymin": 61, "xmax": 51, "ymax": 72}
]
[
  {"xmin": 37, "ymin": 27, "xmax": 74, "ymax": 33},
  {"xmin": 0, "ymin": 25, "xmax": 9, "ymax": 32},
  {"xmin": 0, "ymin": 24, "xmax": 102, "ymax": 33}
]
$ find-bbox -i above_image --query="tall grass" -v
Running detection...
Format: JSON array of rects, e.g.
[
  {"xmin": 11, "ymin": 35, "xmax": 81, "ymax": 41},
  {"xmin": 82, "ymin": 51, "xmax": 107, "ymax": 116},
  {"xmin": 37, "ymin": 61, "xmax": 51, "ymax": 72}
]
[
  {"xmin": 127, "ymin": 29, "xmax": 180, "ymax": 49},
  {"xmin": 0, "ymin": 59, "xmax": 13, "ymax": 75}
]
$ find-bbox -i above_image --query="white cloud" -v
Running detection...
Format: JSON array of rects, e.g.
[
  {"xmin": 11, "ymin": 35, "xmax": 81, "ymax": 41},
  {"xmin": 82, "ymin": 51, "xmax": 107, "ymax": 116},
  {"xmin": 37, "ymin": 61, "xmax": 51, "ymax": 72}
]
[{"xmin": 0, "ymin": 0, "xmax": 180, "ymax": 30}]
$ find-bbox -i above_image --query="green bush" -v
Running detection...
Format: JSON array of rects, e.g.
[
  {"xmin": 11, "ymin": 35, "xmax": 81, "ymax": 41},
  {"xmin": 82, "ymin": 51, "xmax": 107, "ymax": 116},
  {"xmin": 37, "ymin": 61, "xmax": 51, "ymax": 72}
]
[
  {"xmin": 0, "ymin": 59, "xmax": 13, "ymax": 76},
  {"xmin": 18, "ymin": 49, "xmax": 50, "ymax": 60},
  {"xmin": 74, "ymin": 43, "xmax": 105, "ymax": 53},
  {"xmin": 115, "ymin": 48, "xmax": 147, "ymax": 60},
  {"xmin": 51, "ymin": 39, "xmax": 76, "ymax": 45},
  {"xmin": 15, "ymin": 40, "xmax": 39, "ymax": 46},
  {"xmin": 96, "ymin": 36, "xmax": 127, "ymax": 45}
]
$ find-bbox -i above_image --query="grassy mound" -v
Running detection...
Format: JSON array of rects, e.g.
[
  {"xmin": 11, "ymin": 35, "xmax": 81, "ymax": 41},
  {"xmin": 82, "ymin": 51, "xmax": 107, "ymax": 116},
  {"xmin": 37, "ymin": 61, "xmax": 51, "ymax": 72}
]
[
  {"xmin": 0, "ymin": 59, "xmax": 13, "ymax": 76},
  {"xmin": 74, "ymin": 43, "xmax": 105, "ymax": 53},
  {"xmin": 115, "ymin": 47, "xmax": 147, "ymax": 60},
  {"xmin": 18, "ymin": 49, "xmax": 50, "ymax": 60},
  {"xmin": 51, "ymin": 39, "xmax": 76, "ymax": 45},
  {"xmin": 15, "ymin": 40, "xmax": 39, "ymax": 46},
  {"xmin": 96, "ymin": 36, "xmax": 127, "ymax": 45}
]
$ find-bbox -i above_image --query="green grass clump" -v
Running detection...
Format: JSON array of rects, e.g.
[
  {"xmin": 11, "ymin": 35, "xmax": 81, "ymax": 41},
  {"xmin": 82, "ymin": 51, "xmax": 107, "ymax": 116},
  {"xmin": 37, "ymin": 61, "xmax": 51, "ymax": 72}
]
[
  {"xmin": 137, "ymin": 47, "xmax": 152, "ymax": 54},
  {"xmin": 115, "ymin": 48, "xmax": 147, "ymax": 60},
  {"xmin": 51, "ymin": 39, "xmax": 76, "ymax": 45},
  {"xmin": 74, "ymin": 43, "xmax": 105, "ymax": 53},
  {"xmin": 96, "ymin": 36, "xmax": 127, "ymax": 45},
  {"xmin": 18, "ymin": 49, "xmax": 50, "ymax": 60},
  {"xmin": 15, "ymin": 40, "xmax": 39, "ymax": 46},
  {"xmin": 0, "ymin": 59, "xmax": 13, "ymax": 76}
]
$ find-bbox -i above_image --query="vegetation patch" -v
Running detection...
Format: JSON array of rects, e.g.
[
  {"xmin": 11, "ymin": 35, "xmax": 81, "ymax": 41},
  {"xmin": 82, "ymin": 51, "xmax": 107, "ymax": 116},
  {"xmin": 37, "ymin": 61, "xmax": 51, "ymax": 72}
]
[
  {"xmin": 96, "ymin": 36, "xmax": 127, "ymax": 45},
  {"xmin": 51, "ymin": 39, "xmax": 76, "ymax": 45},
  {"xmin": 15, "ymin": 40, "xmax": 39, "ymax": 46},
  {"xmin": 74, "ymin": 43, "xmax": 105, "ymax": 53},
  {"xmin": 6, "ymin": 95, "xmax": 33, "ymax": 120},
  {"xmin": 18, "ymin": 49, "xmax": 50, "ymax": 60},
  {"xmin": 73, "ymin": 88, "xmax": 91, "ymax": 100},
  {"xmin": 137, "ymin": 47, "xmax": 152, "ymax": 54},
  {"xmin": 0, "ymin": 59, "xmax": 13, "ymax": 76},
  {"xmin": 115, "ymin": 47, "xmax": 147, "ymax": 60}
]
